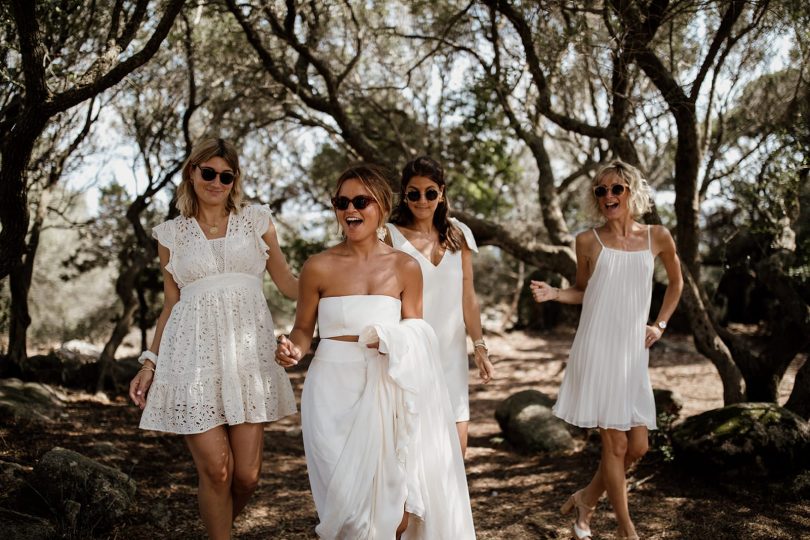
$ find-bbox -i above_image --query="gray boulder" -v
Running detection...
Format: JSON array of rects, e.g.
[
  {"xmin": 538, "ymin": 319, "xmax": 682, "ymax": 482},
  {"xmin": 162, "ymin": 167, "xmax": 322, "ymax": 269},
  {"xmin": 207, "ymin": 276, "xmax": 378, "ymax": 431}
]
[
  {"xmin": 0, "ymin": 460, "xmax": 30, "ymax": 505},
  {"xmin": 0, "ymin": 508, "xmax": 56, "ymax": 540},
  {"xmin": 671, "ymin": 402, "xmax": 810, "ymax": 477},
  {"xmin": 30, "ymin": 447, "xmax": 136, "ymax": 532},
  {"xmin": 495, "ymin": 390, "xmax": 575, "ymax": 452},
  {"xmin": 0, "ymin": 379, "xmax": 65, "ymax": 425}
]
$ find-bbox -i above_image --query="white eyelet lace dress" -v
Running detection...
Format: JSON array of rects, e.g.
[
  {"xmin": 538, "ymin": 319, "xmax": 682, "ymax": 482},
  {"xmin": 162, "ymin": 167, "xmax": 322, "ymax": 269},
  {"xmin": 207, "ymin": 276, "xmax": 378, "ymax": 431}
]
[
  {"xmin": 386, "ymin": 219, "xmax": 478, "ymax": 422},
  {"xmin": 552, "ymin": 227, "xmax": 658, "ymax": 431},
  {"xmin": 140, "ymin": 204, "xmax": 297, "ymax": 434}
]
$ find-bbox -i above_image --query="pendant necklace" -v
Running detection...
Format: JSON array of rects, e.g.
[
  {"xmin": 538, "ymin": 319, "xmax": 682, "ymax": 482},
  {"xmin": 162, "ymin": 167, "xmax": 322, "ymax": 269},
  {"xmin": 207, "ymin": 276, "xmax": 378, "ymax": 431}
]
[{"xmin": 198, "ymin": 215, "xmax": 226, "ymax": 234}]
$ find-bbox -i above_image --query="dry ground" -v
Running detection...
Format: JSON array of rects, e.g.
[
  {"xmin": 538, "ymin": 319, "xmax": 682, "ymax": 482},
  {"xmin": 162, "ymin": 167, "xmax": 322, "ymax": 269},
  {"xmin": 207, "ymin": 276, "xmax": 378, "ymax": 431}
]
[{"xmin": 1, "ymin": 330, "xmax": 808, "ymax": 539}]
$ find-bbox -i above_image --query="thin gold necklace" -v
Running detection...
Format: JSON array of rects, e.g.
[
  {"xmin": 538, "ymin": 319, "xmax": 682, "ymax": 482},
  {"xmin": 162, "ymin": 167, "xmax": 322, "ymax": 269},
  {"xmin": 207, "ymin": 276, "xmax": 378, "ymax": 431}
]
[{"xmin": 197, "ymin": 214, "xmax": 227, "ymax": 234}]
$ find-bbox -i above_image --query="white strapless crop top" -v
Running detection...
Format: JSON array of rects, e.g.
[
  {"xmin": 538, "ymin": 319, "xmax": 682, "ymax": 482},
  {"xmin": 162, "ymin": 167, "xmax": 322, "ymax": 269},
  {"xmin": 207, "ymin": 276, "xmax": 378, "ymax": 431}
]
[{"xmin": 318, "ymin": 295, "xmax": 402, "ymax": 338}]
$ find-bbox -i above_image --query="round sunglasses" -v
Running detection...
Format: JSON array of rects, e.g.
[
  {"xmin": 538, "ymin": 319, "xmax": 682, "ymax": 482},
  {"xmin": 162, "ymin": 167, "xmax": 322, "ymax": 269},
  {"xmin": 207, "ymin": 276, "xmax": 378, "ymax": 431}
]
[
  {"xmin": 197, "ymin": 165, "xmax": 235, "ymax": 185},
  {"xmin": 406, "ymin": 188, "xmax": 440, "ymax": 202},
  {"xmin": 332, "ymin": 195, "xmax": 376, "ymax": 210},
  {"xmin": 593, "ymin": 183, "xmax": 627, "ymax": 198}
]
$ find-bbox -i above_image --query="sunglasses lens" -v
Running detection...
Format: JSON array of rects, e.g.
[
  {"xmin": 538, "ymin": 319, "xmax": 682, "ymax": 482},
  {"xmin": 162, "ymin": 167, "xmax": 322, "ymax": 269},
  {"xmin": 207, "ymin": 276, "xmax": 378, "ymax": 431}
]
[
  {"xmin": 406, "ymin": 191, "xmax": 421, "ymax": 202},
  {"xmin": 611, "ymin": 184, "xmax": 626, "ymax": 196},
  {"xmin": 352, "ymin": 196, "xmax": 371, "ymax": 210},
  {"xmin": 332, "ymin": 197, "xmax": 349, "ymax": 210},
  {"xmin": 199, "ymin": 167, "xmax": 217, "ymax": 181},
  {"xmin": 594, "ymin": 186, "xmax": 608, "ymax": 198},
  {"xmin": 219, "ymin": 172, "xmax": 235, "ymax": 185},
  {"xmin": 425, "ymin": 189, "xmax": 439, "ymax": 201}
]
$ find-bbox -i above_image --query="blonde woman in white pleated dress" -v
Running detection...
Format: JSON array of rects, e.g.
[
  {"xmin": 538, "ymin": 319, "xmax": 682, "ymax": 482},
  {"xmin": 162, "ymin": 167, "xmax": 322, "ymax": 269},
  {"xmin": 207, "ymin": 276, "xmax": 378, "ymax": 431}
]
[
  {"xmin": 531, "ymin": 160, "xmax": 683, "ymax": 540},
  {"xmin": 128, "ymin": 138, "xmax": 298, "ymax": 540}
]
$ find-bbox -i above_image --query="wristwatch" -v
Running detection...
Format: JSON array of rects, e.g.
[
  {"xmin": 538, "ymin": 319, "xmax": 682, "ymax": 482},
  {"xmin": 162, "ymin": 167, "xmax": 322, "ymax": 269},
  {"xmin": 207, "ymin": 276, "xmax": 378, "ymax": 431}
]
[{"xmin": 656, "ymin": 320, "xmax": 667, "ymax": 331}]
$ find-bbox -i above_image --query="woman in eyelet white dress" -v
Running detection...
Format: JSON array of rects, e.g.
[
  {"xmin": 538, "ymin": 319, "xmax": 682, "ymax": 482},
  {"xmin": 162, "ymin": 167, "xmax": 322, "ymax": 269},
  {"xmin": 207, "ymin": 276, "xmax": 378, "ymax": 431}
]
[
  {"xmin": 385, "ymin": 156, "xmax": 494, "ymax": 457},
  {"xmin": 128, "ymin": 138, "xmax": 298, "ymax": 540},
  {"xmin": 531, "ymin": 160, "xmax": 683, "ymax": 540},
  {"xmin": 275, "ymin": 164, "xmax": 475, "ymax": 539}
]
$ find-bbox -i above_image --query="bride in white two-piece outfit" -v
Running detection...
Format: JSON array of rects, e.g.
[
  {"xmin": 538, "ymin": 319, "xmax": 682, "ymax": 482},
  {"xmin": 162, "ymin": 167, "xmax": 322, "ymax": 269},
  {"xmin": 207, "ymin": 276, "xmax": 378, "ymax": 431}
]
[{"xmin": 275, "ymin": 164, "xmax": 475, "ymax": 539}]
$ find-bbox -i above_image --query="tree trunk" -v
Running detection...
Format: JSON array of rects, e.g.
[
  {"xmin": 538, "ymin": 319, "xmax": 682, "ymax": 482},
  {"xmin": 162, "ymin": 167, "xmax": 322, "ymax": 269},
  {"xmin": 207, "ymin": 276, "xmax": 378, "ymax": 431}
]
[
  {"xmin": 96, "ymin": 260, "xmax": 140, "ymax": 393},
  {"xmin": 137, "ymin": 283, "xmax": 149, "ymax": 351},
  {"xmin": 679, "ymin": 265, "xmax": 745, "ymax": 404},
  {"xmin": 785, "ymin": 355, "xmax": 810, "ymax": 420},
  {"xmin": 6, "ymin": 185, "xmax": 49, "ymax": 372},
  {"xmin": 0, "ymin": 116, "xmax": 47, "ymax": 280},
  {"xmin": 7, "ymin": 260, "xmax": 32, "ymax": 373}
]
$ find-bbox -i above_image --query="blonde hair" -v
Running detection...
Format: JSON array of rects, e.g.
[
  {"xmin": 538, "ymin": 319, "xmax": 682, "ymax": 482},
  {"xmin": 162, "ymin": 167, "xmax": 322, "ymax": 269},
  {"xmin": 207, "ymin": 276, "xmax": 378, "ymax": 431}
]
[
  {"xmin": 588, "ymin": 160, "xmax": 652, "ymax": 220},
  {"xmin": 334, "ymin": 163, "xmax": 393, "ymax": 228},
  {"xmin": 176, "ymin": 137, "xmax": 244, "ymax": 217}
]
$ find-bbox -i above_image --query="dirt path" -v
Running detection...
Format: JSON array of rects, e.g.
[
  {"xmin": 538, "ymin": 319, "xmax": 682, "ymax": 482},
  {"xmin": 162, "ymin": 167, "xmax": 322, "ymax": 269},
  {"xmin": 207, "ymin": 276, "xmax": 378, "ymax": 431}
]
[{"xmin": 1, "ymin": 330, "xmax": 807, "ymax": 539}]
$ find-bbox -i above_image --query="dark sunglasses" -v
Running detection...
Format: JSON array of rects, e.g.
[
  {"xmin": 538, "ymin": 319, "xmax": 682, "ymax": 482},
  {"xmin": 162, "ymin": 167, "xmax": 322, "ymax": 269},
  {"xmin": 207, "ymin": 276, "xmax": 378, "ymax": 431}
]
[
  {"xmin": 406, "ymin": 188, "xmax": 440, "ymax": 202},
  {"xmin": 197, "ymin": 165, "xmax": 235, "ymax": 185},
  {"xmin": 593, "ymin": 183, "xmax": 627, "ymax": 198},
  {"xmin": 332, "ymin": 195, "xmax": 376, "ymax": 210}
]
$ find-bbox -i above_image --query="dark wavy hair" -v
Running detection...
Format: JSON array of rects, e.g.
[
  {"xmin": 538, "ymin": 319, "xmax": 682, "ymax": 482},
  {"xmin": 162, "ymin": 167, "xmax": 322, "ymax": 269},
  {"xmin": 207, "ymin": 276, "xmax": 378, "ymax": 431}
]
[{"xmin": 391, "ymin": 156, "xmax": 463, "ymax": 252}]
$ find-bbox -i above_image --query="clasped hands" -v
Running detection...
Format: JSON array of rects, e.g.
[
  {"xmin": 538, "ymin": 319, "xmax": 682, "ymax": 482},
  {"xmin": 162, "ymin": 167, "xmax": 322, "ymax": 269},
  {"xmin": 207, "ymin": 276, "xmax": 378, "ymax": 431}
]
[
  {"xmin": 275, "ymin": 335, "xmax": 302, "ymax": 367},
  {"xmin": 275, "ymin": 335, "xmax": 381, "ymax": 368}
]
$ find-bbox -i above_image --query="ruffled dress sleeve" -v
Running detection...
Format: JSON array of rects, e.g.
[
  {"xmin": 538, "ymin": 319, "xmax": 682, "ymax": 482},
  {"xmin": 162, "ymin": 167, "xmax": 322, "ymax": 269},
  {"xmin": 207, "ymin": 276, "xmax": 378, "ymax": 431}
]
[
  {"xmin": 448, "ymin": 217, "xmax": 479, "ymax": 253},
  {"xmin": 249, "ymin": 204, "xmax": 274, "ymax": 260},
  {"xmin": 151, "ymin": 220, "xmax": 177, "ymax": 279}
]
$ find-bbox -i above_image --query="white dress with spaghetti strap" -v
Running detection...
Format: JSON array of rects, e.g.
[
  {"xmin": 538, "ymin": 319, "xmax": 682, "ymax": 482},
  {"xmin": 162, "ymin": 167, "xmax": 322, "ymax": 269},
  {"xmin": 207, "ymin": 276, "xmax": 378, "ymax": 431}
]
[
  {"xmin": 302, "ymin": 295, "xmax": 475, "ymax": 539},
  {"xmin": 386, "ymin": 219, "xmax": 478, "ymax": 422},
  {"xmin": 139, "ymin": 204, "xmax": 297, "ymax": 434},
  {"xmin": 552, "ymin": 227, "xmax": 658, "ymax": 431}
]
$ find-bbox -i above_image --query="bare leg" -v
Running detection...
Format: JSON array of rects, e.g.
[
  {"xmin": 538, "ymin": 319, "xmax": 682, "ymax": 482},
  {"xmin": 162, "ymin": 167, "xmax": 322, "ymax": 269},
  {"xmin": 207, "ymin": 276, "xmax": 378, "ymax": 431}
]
[
  {"xmin": 228, "ymin": 423, "xmax": 265, "ymax": 520},
  {"xmin": 186, "ymin": 426, "xmax": 234, "ymax": 540},
  {"xmin": 456, "ymin": 421, "xmax": 469, "ymax": 458},
  {"xmin": 577, "ymin": 426, "xmax": 648, "ymax": 530},
  {"xmin": 396, "ymin": 511, "xmax": 410, "ymax": 539},
  {"xmin": 597, "ymin": 428, "xmax": 637, "ymax": 537}
]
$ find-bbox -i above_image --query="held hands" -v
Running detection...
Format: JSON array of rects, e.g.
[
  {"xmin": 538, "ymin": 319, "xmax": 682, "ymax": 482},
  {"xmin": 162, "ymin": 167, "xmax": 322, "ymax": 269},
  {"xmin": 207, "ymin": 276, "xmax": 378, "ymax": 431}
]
[
  {"xmin": 645, "ymin": 325, "xmax": 663, "ymax": 349},
  {"xmin": 129, "ymin": 363, "xmax": 155, "ymax": 409},
  {"xmin": 530, "ymin": 280, "xmax": 559, "ymax": 303},
  {"xmin": 275, "ymin": 335, "xmax": 303, "ymax": 367},
  {"xmin": 474, "ymin": 347, "xmax": 494, "ymax": 384}
]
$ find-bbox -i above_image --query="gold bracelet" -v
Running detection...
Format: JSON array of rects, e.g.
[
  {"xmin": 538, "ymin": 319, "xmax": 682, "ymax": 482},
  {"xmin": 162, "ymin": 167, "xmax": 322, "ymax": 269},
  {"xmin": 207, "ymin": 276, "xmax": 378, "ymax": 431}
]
[
  {"xmin": 473, "ymin": 339, "xmax": 488, "ymax": 352},
  {"xmin": 139, "ymin": 366, "xmax": 155, "ymax": 374}
]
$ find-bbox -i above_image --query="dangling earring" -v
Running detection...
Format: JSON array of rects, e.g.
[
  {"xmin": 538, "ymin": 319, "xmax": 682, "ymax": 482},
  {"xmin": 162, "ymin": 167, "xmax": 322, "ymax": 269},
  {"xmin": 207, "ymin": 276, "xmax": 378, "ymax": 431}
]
[{"xmin": 377, "ymin": 226, "xmax": 387, "ymax": 241}]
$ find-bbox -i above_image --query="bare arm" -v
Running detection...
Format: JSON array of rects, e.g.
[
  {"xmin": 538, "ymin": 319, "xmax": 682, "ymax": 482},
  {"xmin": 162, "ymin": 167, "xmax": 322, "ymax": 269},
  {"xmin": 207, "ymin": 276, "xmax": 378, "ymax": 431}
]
[
  {"xmin": 262, "ymin": 217, "xmax": 298, "ymax": 300},
  {"xmin": 645, "ymin": 225, "xmax": 684, "ymax": 347},
  {"xmin": 129, "ymin": 243, "xmax": 179, "ymax": 408},
  {"xmin": 460, "ymin": 244, "xmax": 493, "ymax": 383},
  {"xmin": 531, "ymin": 232, "xmax": 592, "ymax": 305},
  {"xmin": 275, "ymin": 257, "xmax": 320, "ymax": 366},
  {"xmin": 400, "ymin": 255, "xmax": 423, "ymax": 319}
]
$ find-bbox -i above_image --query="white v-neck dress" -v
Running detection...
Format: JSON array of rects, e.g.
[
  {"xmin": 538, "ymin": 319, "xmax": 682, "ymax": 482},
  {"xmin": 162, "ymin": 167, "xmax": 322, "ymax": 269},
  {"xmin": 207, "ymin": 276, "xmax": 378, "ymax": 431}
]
[
  {"xmin": 386, "ymin": 219, "xmax": 478, "ymax": 422},
  {"xmin": 140, "ymin": 204, "xmax": 297, "ymax": 434},
  {"xmin": 552, "ymin": 227, "xmax": 657, "ymax": 431}
]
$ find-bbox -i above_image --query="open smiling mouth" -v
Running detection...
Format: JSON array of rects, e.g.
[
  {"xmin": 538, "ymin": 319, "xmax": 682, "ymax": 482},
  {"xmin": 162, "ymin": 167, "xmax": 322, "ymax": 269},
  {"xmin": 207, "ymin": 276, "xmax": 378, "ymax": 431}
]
[
  {"xmin": 605, "ymin": 201, "xmax": 619, "ymax": 209},
  {"xmin": 345, "ymin": 216, "xmax": 363, "ymax": 229}
]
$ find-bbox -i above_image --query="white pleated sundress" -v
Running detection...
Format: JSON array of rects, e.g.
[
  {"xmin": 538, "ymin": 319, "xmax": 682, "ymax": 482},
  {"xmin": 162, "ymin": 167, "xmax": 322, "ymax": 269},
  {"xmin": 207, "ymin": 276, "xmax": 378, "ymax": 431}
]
[{"xmin": 552, "ymin": 227, "xmax": 657, "ymax": 431}]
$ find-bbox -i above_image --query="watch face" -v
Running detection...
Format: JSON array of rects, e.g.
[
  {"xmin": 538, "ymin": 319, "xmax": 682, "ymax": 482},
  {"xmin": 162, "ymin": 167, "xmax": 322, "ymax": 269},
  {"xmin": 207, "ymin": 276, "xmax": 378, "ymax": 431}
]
[{"xmin": 657, "ymin": 321, "xmax": 667, "ymax": 329}]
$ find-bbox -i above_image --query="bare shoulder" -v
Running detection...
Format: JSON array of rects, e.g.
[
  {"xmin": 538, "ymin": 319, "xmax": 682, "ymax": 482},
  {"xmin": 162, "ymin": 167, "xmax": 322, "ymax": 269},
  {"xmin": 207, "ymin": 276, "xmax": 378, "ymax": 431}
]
[
  {"xmin": 650, "ymin": 224, "xmax": 676, "ymax": 251},
  {"xmin": 394, "ymin": 250, "xmax": 420, "ymax": 273},
  {"xmin": 650, "ymin": 224, "xmax": 673, "ymax": 241},
  {"xmin": 575, "ymin": 229, "xmax": 598, "ymax": 251},
  {"xmin": 301, "ymin": 251, "xmax": 332, "ymax": 279}
]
